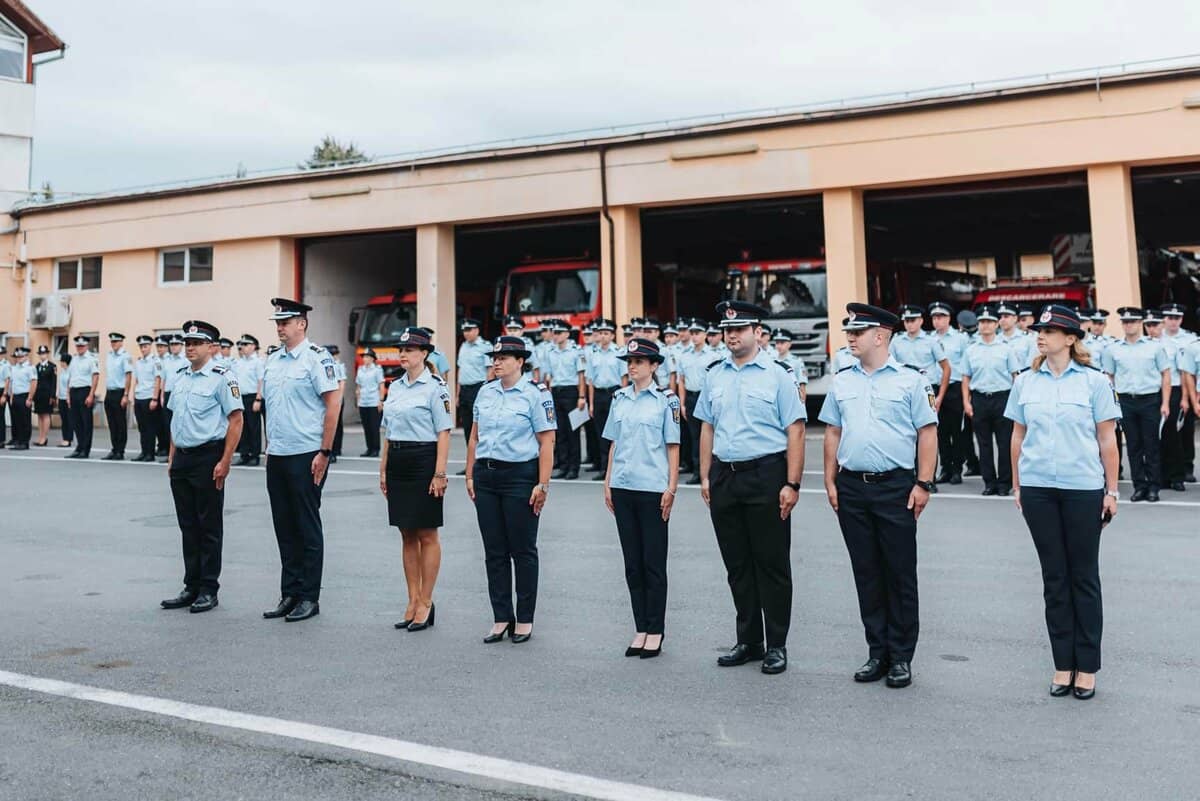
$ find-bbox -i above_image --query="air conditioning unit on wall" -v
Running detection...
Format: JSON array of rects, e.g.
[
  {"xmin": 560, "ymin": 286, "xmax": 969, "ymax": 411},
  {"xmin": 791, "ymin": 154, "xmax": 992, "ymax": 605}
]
[{"xmin": 30, "ymin": 294, "xmax": 71, "ymax": 328}]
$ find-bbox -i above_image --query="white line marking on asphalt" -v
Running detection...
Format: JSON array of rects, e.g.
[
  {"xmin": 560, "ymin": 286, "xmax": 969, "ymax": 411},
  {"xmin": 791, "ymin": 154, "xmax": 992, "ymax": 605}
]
[
  {"xmin": 0, "ymin": 669, "xmax": 725, "ymax": 801},
  {"xmin": 3, "ymin": 453, "xmax": 1199, "ymax": 507}
]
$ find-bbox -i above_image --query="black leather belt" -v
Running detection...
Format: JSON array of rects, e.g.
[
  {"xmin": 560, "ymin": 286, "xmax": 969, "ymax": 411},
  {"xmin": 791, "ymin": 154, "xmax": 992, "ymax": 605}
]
[
  {"xmin": 478, "ymin": 457, "xmax": 538, "ymax": 470},
  {"xmin": 715, "ymin": 452, "xmax": 786, "ymax": 472},
  {"xmin": 971, "ymin": 389, "xmax": 1010, "ymax": 397},
  {"xmin": 593, "ymin": 386, "xmax": 619, "ymax": 391},
  {"xmin": 839, "ymin": 467, "xmax": 912, "ymax": 483},
  {"xmin": 388, "ymin": 440, "xmax": 435, "ymax": 449},
  {"xmin": 175, "ymin": 440, "xmax": 223, "ymax": 455}
]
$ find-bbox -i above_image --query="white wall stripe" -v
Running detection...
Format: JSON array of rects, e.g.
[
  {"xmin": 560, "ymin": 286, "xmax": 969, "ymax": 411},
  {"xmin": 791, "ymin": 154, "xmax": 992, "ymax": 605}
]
[{"xmin": 0, "ymin": 669, "xmax": 725, "ymax": 801}]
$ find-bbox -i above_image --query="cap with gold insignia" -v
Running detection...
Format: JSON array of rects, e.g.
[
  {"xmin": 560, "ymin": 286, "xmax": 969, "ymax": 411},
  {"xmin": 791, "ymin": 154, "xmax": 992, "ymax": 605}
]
[
  {"xmin": 269, "ymin": 297, "xmax": 312, "ymax": 320},
  {"xmin": 396, "ymin": 327, "xmax": 434, "ymax": 351},
  {"xmin": 459, "ymin": 318, "xmax": 481, "ymax": 331},
  {"xmin": 1160, "ymin": 302, "xmax": 1187, "ymax": 318},
  {"xmin": 617, "ymin": 337, "xmax": 665, "ymax": 363},
  {"xmin": 1117, "ymin": 306, "xmax": 1144, "ymax": 322},
  {"xmin": 73, "ymin": 335, "xmax": 89, "ymax": 346},
  {"xmin": 843, "ymin": 303, "xmax": 899, "ymax": 331},
  {"xmin": 237, "ymin": 334, "xmax": 259, "ymax": 347},
  {"xmin": 217, "ymin": 337, "xmax": 234, "ymax": 348},
  {"xmin": 1031, "ymin": 304, "xmax": 1085, "ymax": 337},
  {"xmin": 180, "ymin": 320, "xmax": 219, "ymax": 342},
  {"xmin": 715, "ymin": 300, "xmax": 768, "ymax": 328},
  {"xmin": 975, "ymin": 304, "xmax": 999, "ymax": 322},
  {"xmin": 899, "ymin": 304, "xmax": 924, "ymax": 320},
  {"xmin": 108, "ymin": 332, "xmax": 126, "ymax": 342},
  {"xmin": 168, "ymin": 334, "xmax": 184, "ymax": 345},
  {"xmin": 154, "ymin": 335, "xmax": 168, "ymax": 346},
  {"xmin": 492, "ymin": 335, "xmax": 532, "ymax": 359},
  {"xmin": 135, "ymin": 335, "xmax": 153, "ymax": 345}
]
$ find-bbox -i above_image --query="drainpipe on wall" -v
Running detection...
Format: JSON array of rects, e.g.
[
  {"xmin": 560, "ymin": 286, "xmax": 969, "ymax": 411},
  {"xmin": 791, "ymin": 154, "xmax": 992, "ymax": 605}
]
[{"xmin": 599, "ymin": 146, "xmax": 616, "ymax": 324}]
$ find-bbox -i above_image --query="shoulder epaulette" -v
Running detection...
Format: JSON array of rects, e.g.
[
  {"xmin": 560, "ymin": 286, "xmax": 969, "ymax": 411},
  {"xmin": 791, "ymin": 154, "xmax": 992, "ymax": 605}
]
[
  {"xmin": 903, "ymin": 364, "xmax": 921, "ymax": 372},
  {"xmin": 176, "ymin": 366, "xmax": 188, "ymax": 374},
  {"xmin": 309, "ymin": 344, "xmax": 322, "ymax": 352},
  {"xmin": 836, "ymin": 365, "xmax": 855, "ymax": 373},
  {"xmin": 434, "ymin": 375, "xmax": 448, "ymax": 385},
  {"xmin": 706, "ymin": 359, "xmax": 724, "ymax": 370},
  {"xmin": 1085, "ymin": 363, "xmax": 1102, "ymax": 371},
  {"xmin": 212, "ymin": 365, "xmax": 227, "ymax": 374},
  {"xmin": 664, "ymin": 388, "xmax": 676, "ymax": 397},
  {"xmin": 1017, "ymin": 366, "xmax": 1031, "ymax": 373},
  {"xmin": 537, "ymin": 381, "xmax": 551, "ymax": 391},
  {"xmin": 774, "ymin": 360, "xmax": 794, "ymax": 373}
]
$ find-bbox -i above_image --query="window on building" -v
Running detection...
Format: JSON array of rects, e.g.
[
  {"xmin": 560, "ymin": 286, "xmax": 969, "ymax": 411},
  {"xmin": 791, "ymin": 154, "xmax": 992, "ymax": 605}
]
[
  {"xmin": 160, "ymin": 246, "xmax": 214, "ymax": 284},
  {"xmin": 0, "ymin": 14, "xmax": 26, "ymax": 82},
  {"xmin": 56, "ymin": 257, "xmax": 103, "ymax": 291}
]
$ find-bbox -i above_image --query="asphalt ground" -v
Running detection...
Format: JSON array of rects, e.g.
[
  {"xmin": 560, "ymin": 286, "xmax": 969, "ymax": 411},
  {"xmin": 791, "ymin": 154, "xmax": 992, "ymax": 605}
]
[{"xmin": 2, "ymin": 428, "xmax": 1199, "ymax": 801}]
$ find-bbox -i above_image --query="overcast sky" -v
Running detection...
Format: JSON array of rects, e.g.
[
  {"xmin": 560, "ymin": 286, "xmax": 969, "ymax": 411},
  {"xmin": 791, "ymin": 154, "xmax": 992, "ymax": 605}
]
[{"xmin": 25, "ymin": 0, "xmax": 1200, "ymax": 197}]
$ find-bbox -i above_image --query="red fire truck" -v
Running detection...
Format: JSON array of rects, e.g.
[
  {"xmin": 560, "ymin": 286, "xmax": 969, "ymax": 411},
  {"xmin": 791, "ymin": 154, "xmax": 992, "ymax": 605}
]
[
  {"xmin": 348, "ymin": 290, "xmax": 493, "ymax": 379},
  {"xmin": 972, "ymin": 275, "xmax": 1095, "ymax": 311},
  {"xmin": 498, "ymin": 258, "xmax": 602, "ymax": 337}
]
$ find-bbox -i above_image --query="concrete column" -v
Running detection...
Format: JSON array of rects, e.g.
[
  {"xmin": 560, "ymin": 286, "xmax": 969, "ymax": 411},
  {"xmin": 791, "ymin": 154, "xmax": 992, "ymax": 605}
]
[
  {"xmin": 600, "ymin": 206, "xmax": 643, "ymax": 338},
  {"xmin": 1087, "ymin": 164, "xmax": 1141, "ymax": 336},
  {"xmin": 822, "ymin": 188, "xmax": 869, "ymax": 349},
  {"xmin": 416, "ymin": 223, "xmax": 457, "ymax": 402}
]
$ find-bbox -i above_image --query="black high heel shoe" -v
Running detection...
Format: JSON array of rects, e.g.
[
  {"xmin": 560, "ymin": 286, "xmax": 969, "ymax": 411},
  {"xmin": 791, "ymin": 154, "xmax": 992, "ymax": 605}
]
[
  {"xmin": 625, "ymin": 638, "xmax": 646, "ymax": 658},
  {"xmin": 394, "ymin": 610, "xmax": 415, "ymax": 630},
  {"xmin": 1050, "ymin": 672, "xmax": 1074, "ymax": 697},
  {"xmin": 511, "ymin": 626, "xmax": 533, "ymax": 644},
  {"xmin": 483, "ymin": 622, "xmax": 514, "ymax": 644},
  {"xmin": 407, "ymin": 603, "xmax": 435, "ymax": 632},
  {"xmin": 640, "ymin": 635, "xmax": 664, "ymax": 659}
]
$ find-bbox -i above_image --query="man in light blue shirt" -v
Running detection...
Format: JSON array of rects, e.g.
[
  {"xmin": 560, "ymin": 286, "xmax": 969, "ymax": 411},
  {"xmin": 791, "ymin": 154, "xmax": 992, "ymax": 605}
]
[
  {"xmin": 103, "ymin": 333, "xmax": 134, "ymax": 460},
  {"xmin": 0, "ymin": 346, "xmax": 9, "ymax": 448},
  {"xmin": 158, "ymin": 335, "xmax": 188, "ymax": 460},
  {"xmin": 262, "ymin": 298, "xmax": 342, "ymax": 623},
  {"xmin": 696, "ymin": 301, "xmax": 806, "ymax": 676},
  {"xmin": 676, "ymin": 320, "xmax": 714, "ymax": 484},
  {"xmin": 998, "ymin": 303, "xmax": 1036, "ymax": 367},
  {"xmin": 65, "ymin": 336, "xmax": 100, "ymax": 458},
  {"xmin": 889, "ymin": 305, "xmax": 950, "ymax": 409},
  {"xmin": 354, "ymin": 348, "xmax": 386, "ymax": 458},
  {"xmin": 544, "ymin": 319, "xmax": 586, "ymax": 479},
  {"xmin": 233, "ymin": 334, "xmax": 266, "ymax": 466},
  {"xmin": 819, "ymin": 302, "xmax": 938, "ymax": 690},
  {"xmin": 456, "ymin": 318, "xmax": 493, "ymax": 448},
  {"xmin": 961, "ymin": 305, "xmax": 1022, "ymax": 495},
  {"xmin": 162, "ymin": 319, "xmax": 243, "ymax": 615},
  {"xmin": 1103, "ymin": 307, "xmax": 1170, "ymax": 501},
  {"xmin": 929, "ymin": 302, "xmax": 969, "ymax": 484},
  {"xmin": 1158, "ymin": 302, "xmax": 1198, "ymax": 486},
  {"xmin": 586, "ymin": 318, "xmax": 625, "ymax": 480},
  {"xmin": 6, "ymin": 347, "xmax": 35, "ymax": 449},
  {"xmin": 130, "ymin": 335, "xmax": 163, "ymax": 461}
]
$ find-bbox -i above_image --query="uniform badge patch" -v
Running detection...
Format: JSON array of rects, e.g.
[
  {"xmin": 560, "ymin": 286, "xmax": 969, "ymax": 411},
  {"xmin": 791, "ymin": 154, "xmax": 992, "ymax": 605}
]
[
  {"xmin": 443, "ymin": 395, "xmax": 451, "ymax": 414},
  {"xmin": 926, "ymin": 386, "xmax": 936, "ymax": 409},
  {"xmin": 671, "ymin": 402, "xmax": 680, "ymax": 425},
  {"xmin": 231, "ymin": 384, "xmax": 240, "ymax": 399},
  {"xmin": 542, "ymin": 399, "xmax": 555, "ymax": 424},
  {"xmin": 325, "ymin": 364, "xmax": 335, "ymax": 380}
]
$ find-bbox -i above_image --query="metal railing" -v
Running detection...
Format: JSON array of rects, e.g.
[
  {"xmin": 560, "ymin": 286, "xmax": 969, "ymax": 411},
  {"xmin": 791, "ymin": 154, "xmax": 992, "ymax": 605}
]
[{"xmin": 16, "ymin": 53, "xmax": 1200, "ymax": 210}]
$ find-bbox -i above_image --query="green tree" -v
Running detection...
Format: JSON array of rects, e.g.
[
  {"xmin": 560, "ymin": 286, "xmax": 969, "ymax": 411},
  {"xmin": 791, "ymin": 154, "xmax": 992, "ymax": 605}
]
[{"xmin": 301, "ymin": 136, "xmax": 368, "ymax": 169}]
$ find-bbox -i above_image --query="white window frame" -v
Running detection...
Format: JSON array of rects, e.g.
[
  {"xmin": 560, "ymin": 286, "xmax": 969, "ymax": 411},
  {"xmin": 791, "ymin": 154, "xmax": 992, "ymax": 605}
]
[
  {"xmin": 0, "ymin": 12, "xmax": 28, "ymax": 84},
  {"xmin": 54, "ymin": 256, "xmax": 104, "ymax": 293},
  {"xmin": 158, "ymin": 245, "xmax": 214, "ymax": 286}
]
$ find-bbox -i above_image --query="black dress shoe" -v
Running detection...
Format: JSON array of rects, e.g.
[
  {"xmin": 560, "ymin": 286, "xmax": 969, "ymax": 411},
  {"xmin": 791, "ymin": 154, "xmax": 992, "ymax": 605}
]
[
  {"xmin": 982, "ymin": 486, "xmax": 998, "ymax": 496},
  {"xmin": 624, "ymin": 644, "xmax": 643, "ymax": 657},
  {"xmin": 511, "ymin": 629, "xmax": 533, "ymax": 644},
  {"xmin": 161, "ymin": 590, "xmax": 198, "ymax": 609},
  {"xmin": 963, "ymin": 465, "xmax": 981, "ymax": 477},
  {"xmin": 717, "ymin": 643, "xmax": 765, "ymax": 667},
  {"xmin": 285, "ymin": 600, "xmax": 320, "ymax": 622},
  {"xmin": 234, "ymin": 457, "xmax": 251, "ymax": 466},
  {"xmin": 1073, "ymin": 685, "xmax": 1096, "ymax": 700},
  {"xmin": 935, "ymin": 472, "xmax": 951, "ymax": 484},
  {"xmin": 886, "ymin": 661, "xmax": 913, "ymax": 688},
  {"xmin": 394, "ymin": 617, "xmax": 413, "ymax": 630},
  {"xmin": 1130, "ymin": 488, "xmax": 1148, "ymax": 502},
  {"xmin": 640, "ymin": 635, "xmax": 664, "ymax": 659},
  {"xmin": 263, "ymin": 596, "xmax": 299, "ymax": 619},
  {"xmin": 565, "ymin": 470, "xmax": 579, "ymax": 480},
  {"xmin": 1185, "ymin": 473, "xmax": 1197, "ymax": 483},
  {"xmin": 483, "ymin": 622, "xmax": 514, "ymax": 643},
  {"xmin": 592, "ymin": 473, "xmax": 606, "ymax": 481},
  {"xmin": 997, "ymin": 486, "xmax": 1011, "ymax": 497},
  {"xmin": 1050, "ymin": 677, "xmax": 1074, "ymax": 697},
  {"xmin": 1147, "ymin": 489, "xmax": 1160, "ymax": 502},
  {"xmin": 948, "ymin": 473, "xmax": 963, "ymax": 485},
  {"xmin": 686, "ymin": 474, "xmax": 702, "ymax": 485},
  {"xmin": 360, "ymin": 450, "xmax": 374, "ymax": 458},
  {"xmin": 407, "ymin": 603, "xmax": 435, "ymax": 632},
  {"xmin": 455, "ymin": 468, "xmax": 468, "ymax": 475},
  {"xmin": 551, "ymin": 468, "xmax": 568, "ymax": 480},
  {"xmin": 854, "ymin": 657, "xmax": 890, "ymax": 683},
  {"xmin": 66, "ymin": 451, "xmax": 82, "ymax": 459},
  {"xmin": 1171, "ymin": 481, "xmax": 1186, "ymax": 492},
  {"xmin": 761, "ymin": 647, "xmax": 787, "ymax": 674},
  {"xmin": 189, "ymin": 594, "xmax": 218, "ymax": 613},
  {"xmin": 102, "ymin": 452, "xmax": 118, "ymax": 461}
]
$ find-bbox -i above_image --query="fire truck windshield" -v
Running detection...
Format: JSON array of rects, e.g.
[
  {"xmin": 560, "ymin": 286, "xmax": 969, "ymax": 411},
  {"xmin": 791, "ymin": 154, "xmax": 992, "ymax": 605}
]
[
  {"xmin": 357, "ymin": 304, "xmax": 417, "ymax": 344},
  {"xmin": 508, "ymin": 268, "xmax": 598, "ymax": 314},
  {"xmin": 734, "ymin": 270, "xmax": 828, "ymax": 319}
]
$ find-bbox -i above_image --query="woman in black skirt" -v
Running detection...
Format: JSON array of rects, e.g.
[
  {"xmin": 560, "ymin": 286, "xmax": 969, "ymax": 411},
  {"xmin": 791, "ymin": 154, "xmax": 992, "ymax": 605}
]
[
  {"xmin": 378, "ymin": 327, "xmax": 453, "ymax": 632},
  {"xmin": 32, "ymin": 345, "xmax": 58, "ymax": 446}
]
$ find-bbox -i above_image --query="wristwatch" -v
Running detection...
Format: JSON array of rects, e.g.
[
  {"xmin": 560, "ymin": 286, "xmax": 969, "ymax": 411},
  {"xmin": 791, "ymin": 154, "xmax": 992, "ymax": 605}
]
[
  {"xmin": 535, "ymin": 483, "xmax": 550, "ymax": 493},
  {"xmin": 1105, "ymin": 490, "xmax": 1120, "ymax": 500},
  {"xmin": 785, "ymin": 481, "xmax": 801, "ymax": 492},
  {"xmin": 319, "ymin": 448, "xmax": 333, "ymax": 457},
  {"xmin": 915, "ymin": 479, "xmax": 936, "ymax": 492}
]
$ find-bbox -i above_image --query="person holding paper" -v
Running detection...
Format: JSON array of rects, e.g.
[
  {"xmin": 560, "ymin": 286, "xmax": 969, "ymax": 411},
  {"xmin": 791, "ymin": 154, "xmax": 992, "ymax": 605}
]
[
  {"xmin": 602, "ymin": 337, "xmax": 680, "ymax": 660},
  {"xmin": 543, "ymin": 319, "xmax": 587, "ymax": 480}
]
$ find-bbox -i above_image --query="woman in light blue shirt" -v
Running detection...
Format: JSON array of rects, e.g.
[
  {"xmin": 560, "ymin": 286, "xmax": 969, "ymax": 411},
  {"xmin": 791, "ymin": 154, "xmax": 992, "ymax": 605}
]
[
  {"xmin": 466, "ymin": 336, "xmax": 556, "ymax": 645},
  {"xmin": 57, "ymin": 353, "xmax": 73, "ymax": 448},
  {"xmin": 378, "ymin": 329, "xmax": 452, "ymax": 633},
  {"xmin": 602, "ymin": 338, "xmax": 680, "ymax": 659},
  {"xmin": 1004, "ymin": 305, "xmax": 1121, "ymax": 700},
  {"xmin": 355, "ymin": 349, "xmax": 386, "ymax": 458}
]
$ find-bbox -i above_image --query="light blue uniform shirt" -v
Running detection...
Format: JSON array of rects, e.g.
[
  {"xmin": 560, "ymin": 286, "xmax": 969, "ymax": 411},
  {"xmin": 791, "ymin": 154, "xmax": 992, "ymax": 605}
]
[
  {"xmin": 531, "ymin": 338, "xmax": 554, "ymax": 372},
  {"xmin": 1159, "ymin": 330, "xmax": 1197, "ymax": 387},
  {"xmin": 602, "ymin": 384, "xmax": 681, "ymax": 493},
  {"xmin": 653, "ymin": 350, "xmax": 676, "ymax": 389},
  {"xmin": 105, "ymin": 348, "xmax": 132, "ymax": 391},
  {"xmin": 677, "ymin": 345, "xmax": 713, "ymax": 395},
  {"xmin": 232, "ymin": 355, "xmax": 265, "ymax": 395},
  {"xmin": 694, "ymin": 348, "xmax": 807, "ymax": 461},
  {"xmin": 263, "ymin": 338, "xmax": 340, "ymax": 456},
  {"xmin": 428, "ymin": 350, "xmax": 450, "ymax": 376},
  {"xmin": 167, "ymin": 360, "xmax": 241, "ymax": 447},
  {"xmin": 9, "ymin": 360, "xmax": 34, "ymax": 394},
  {"xmin": 473, "ymin": 378, "xmax": 556, "ymax": 462},
  {"xmin": 161, "ymin": 353, "xmax": 188, "ymax": 393},
  {"xmin": 381, "ymin": 368, "xmax": 453, "ymax": 442},
  {"xmin": 1177, "ymin": 340, "xmax": 1200, "ymax": 380},
  {"xmin": 1101, "ymin": 337, "xmax": 1169, "ymax": 395},
  {"xmin": 818, "ymin": 358, "xmax": 938, "ymax": 472},
  {"xmin": 132, "ymin": 357, "xmax": 161, "ymax": 400},
  {"xmin": 0, "ymin": 361, "xmax": 8, "ymax": 392},
  {"xmin": 776, "ymin": 352, "xmax": 808, "ymax": 386},
  {"xmin": 1002, "ymin": 330, "xmax": 1037, "ymax": 368},
  {"xmin": 586, "ymin": 344, "xmax": 625, "ymax": 389},
  {"xmin": 333, "ymin": 360, "xmax": 347, "ymax": 382},
  {"xmin": 457, "ymin": 339, "xmax": 493, "ymax": 386},
  {"xmin": 1004, "ymin": 360, "xmax": 1121, "ymax": 490},
  {"xmin": 962, "ymin": 338, "xmax": 1021, "ymax": 393},
  {"xmin": 831, "ymin": 346, "xmax": 859, "ymax": 373},
  {"xmin": 545, "ymin": 344, "xmax": 585, "ymax": 387},
  {"xmin": 57, "ymin": 367, "xmax": 69, "ymax": 400},
  {"xmin": 67, "ymin": 351, "xmax": 100, "ymax": 388},
  {"xmin": 355, "ymin": 363, "xmax": 385, "ymax": 407},
  {"xmin": 889, "ymin": 331, "xmax": 946, "ymax": 373},
  {"xmin": 932, "ymin": 328, "xmax": 968, "ymax": 383}
]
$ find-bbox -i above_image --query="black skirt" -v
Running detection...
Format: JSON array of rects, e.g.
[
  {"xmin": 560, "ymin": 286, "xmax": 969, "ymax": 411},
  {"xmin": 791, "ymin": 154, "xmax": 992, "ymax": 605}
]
[
  {"xmin": 33, "ymin": 390, "xmax": 55, "ymax": 414},
  {"xmin": 386, "ymin": 441, "xmax": 443, "ymax": 529}
]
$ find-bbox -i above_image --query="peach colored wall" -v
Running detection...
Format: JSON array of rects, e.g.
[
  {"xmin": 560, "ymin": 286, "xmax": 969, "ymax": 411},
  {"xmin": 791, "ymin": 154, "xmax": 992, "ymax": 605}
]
[
  {"xmin": 24, "ymin": 237, "xmax": 291, "ymax": 378},
  {"xmin": 0, "ymin": 228, "xmax": 23, "ymax": 338}
]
